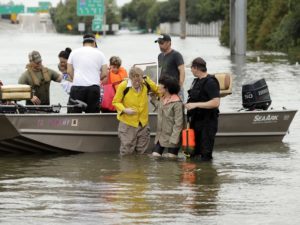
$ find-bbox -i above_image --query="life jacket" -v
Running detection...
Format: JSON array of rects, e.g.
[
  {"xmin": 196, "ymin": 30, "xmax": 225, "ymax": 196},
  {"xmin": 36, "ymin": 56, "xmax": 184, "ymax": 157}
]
[
  {"xmin": 108, "ymin": 67, "xmax": 128, "ymax": 91},
  {"xmin": 25, "ymin": 65, "xmax": 51, "ymax": 105},
  {"xmin": 26, "ymin": 65, "xmax": 51, "ymax": 87},
  {"xmin": 187, "ymin": 75, "xmax": 220, "ymax": 121}
]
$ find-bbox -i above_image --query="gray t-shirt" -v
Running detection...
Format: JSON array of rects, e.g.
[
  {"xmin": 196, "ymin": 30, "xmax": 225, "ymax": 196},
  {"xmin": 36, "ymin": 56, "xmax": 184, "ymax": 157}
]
[{"xmin": 158, "ymin": 49, "xmax": 184, "ymax": 82}]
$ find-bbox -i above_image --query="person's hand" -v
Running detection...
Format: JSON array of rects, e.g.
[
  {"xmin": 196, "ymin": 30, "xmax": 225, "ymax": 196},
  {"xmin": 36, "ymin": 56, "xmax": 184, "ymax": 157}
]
[
  {"xmin": 185, "ymin": 103, "xmax": 197, "ymax": 110},
  {"xmin": 31, "ymin": 96, "xmax": 41, "ymax": 105},
  {"xmin": 123, "ymin": 108, "xmax": 137, "ymax": 115}
]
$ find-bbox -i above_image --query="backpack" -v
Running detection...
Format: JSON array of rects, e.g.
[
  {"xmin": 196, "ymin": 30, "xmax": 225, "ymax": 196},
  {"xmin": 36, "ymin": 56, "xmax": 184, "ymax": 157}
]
[{"xmin": 122, "ymin": 77, "xmax": 151, "ymax": 99}]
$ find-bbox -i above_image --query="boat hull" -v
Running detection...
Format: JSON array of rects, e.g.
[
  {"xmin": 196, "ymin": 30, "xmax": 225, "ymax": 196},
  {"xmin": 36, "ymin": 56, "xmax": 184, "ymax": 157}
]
[{"xmin": 0, "ymin": 110, "xmax": 297, "ymax": 153}]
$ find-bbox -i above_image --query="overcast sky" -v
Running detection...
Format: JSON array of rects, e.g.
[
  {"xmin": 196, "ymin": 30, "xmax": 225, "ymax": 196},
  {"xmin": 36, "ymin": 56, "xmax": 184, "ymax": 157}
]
[{"xmin": 0, "ymin": 0, "xmax": 131, "ymax": 7}]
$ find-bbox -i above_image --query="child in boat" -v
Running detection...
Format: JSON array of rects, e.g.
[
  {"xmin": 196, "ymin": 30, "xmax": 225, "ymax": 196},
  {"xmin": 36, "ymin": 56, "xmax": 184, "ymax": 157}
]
[
  {"xmin": 153, "ymin": 75, "xmax": 184, "ymax": 158},
  {"xmin": 100, "ymin": 56, "xmax": 128, "ymax": 112}
]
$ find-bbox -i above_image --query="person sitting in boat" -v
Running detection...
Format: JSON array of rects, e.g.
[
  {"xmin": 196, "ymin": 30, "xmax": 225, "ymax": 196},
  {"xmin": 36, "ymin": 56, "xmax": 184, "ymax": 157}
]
[
  {"xmin": 185, "ymin": 57, "xmax": 220, "ymax": 161},
  {"xmin": 58, "ymin": 47, "xmax": 73, "ymax": 94},
  {"xmin": 18, "ymin": 50, "xmax": 62, "ymax": 105},
  {"xmin": 152, "ymin": 75, "xmax": 184, "ymax": 158},
  {"xmin": 112, "ymin": 66, "xmax": 159, "ymax": 155},
  {"xmin": 102, "ymin": 56, "xmax": 128, "ymax": 88},
  {"xmin": 100, "ymin": 56, "xmax": 128, "ymax": 112}
]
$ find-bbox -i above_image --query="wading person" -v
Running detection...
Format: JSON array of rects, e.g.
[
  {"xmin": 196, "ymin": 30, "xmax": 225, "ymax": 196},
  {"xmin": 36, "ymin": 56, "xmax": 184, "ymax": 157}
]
[
  {"xmin": 155, "ymin": 34, "xmax": 185, "ymax": 99},
  {"xmin": 152, "ymin": 75, "xmax": 184, "ymax": 158},
  {"xmin": 185, "ymin": 57, "xmax": 220, "ymax": 161},
  {"xmin": 18, "ymin": 50, "xmax": 62, "ymax": 105},
  {"xmin": 112, "ymin": 66, "xmax": 159, "ymax": 155},
  {"xmin": 67, "ymin": 33, "xmax": 107, "ymax": 113}
]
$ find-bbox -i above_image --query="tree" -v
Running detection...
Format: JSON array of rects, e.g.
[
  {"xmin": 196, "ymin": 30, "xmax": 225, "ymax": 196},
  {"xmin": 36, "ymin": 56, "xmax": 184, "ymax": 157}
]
[{"xmin": 51, "ymin": 0, "xmax": 120, "ymax": 34}]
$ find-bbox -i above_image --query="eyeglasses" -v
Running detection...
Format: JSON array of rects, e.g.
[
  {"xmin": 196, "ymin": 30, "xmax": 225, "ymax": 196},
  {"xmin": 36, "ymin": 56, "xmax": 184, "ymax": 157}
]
[{"xmin": 131, "ymin": 74, "xmax": 142, "ymax": 79}]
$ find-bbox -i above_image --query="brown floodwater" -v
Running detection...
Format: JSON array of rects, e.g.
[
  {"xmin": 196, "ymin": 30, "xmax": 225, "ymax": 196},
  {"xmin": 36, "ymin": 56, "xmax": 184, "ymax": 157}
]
[{"xmin": 0, "ymin": 20, "xmax": 300, "ymax": 224}]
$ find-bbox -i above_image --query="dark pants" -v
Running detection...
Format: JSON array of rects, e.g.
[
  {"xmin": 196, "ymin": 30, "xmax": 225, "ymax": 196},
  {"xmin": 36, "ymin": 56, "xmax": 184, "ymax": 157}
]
[
  {"xmin": 153, "ymin": 142, "xmax": 180, "ymax": 156},
  {"xmin": 69, "ymin": 85, "xmax": 100, "ymax": 113},
  {"xmin": 192, "ymin": 119, "xmax": 218, "ymax": 161}
]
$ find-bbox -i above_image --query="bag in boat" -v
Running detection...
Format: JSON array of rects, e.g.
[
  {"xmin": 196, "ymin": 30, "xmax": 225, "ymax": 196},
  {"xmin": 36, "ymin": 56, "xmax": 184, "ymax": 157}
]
[
  {"xmin": 100, "ymin": 83, "xmax": 117, "ymax": 112},
  {"xmin": 181, "ymin": 122, "xmax": 195, "ymax": 156}
]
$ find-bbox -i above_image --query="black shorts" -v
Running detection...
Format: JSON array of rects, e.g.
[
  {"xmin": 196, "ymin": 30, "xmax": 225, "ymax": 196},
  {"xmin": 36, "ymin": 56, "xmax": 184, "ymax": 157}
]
[
  {"xmin": 153, "ymin": 142, "xmax": 180, "ymax": 155},
  {"xmin": 69, "ymin": 85, "xmax": 100, "ymax": 113}
]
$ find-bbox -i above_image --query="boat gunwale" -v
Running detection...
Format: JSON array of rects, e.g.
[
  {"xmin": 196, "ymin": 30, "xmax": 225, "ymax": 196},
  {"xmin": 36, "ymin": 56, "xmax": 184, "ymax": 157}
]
[{"xmin": 1, "ymin": 109, "xmax": 298, "ymax": 117}]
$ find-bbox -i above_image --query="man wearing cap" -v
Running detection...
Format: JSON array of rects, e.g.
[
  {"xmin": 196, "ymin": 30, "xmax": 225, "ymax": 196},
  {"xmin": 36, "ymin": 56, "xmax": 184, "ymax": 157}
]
[
  {"xmin": 18, "ymin": 50, "xmax": 62, "ymax": 105},
  {"xmin": 155, "ymin": 34, "xmax": 185, "ymax": 96},
  {"xmin": 67, "ymin": 33, "xmax": 107, "ymax": 113},
  {"xmin": 185, "ymin": 57, "xmax": 220, "ymax": 161}
]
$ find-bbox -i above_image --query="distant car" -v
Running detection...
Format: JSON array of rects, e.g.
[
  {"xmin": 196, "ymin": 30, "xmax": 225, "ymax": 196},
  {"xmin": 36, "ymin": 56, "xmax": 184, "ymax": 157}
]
[{"xmin": 39, "ymin": 13, "xmax": 51, "ymax": 23}]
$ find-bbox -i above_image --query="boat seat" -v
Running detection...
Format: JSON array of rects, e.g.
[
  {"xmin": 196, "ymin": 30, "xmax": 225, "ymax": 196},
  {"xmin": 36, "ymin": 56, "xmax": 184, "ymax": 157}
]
[
  {"xmin": 214, "ymin": 73, "xmax": 232, "ymax": 97},
  {"xmin": 0, "ymin": 84, "xmax": 32, "ymax": 101}
]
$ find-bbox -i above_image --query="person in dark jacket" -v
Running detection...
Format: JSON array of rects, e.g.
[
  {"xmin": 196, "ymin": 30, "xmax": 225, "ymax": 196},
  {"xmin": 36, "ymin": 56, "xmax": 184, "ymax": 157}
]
[{"xmin": 185, "ymin": 57, "xmax": 220, "ymax": 161}]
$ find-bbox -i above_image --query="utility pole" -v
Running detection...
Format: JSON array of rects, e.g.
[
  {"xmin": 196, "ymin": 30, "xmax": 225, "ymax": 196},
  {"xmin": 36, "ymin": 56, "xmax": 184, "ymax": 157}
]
[
  {"xmin": 103, "ymin": 0, "xmax": 107, "ymax": 37},
  {"xmin": 230, "ymin": 0, "xmax": 247, "ymax": 55},
  {"xmin": 179, "ymin": 0, "xmax": 186, "ymax": 39}
]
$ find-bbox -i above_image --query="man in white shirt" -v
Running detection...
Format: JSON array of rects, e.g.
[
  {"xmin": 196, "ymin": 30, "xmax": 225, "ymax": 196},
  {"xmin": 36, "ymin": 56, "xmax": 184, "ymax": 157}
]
[{"xmin": 67, "ymin": 34, "xmax": 107, "ymax": 113}]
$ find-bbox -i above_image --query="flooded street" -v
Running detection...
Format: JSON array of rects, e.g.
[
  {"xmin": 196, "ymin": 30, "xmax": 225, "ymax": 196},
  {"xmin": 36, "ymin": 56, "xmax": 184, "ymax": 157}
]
[{"xmin": 1, "ymin": 20, "xmax": 300, "ymax": 224}]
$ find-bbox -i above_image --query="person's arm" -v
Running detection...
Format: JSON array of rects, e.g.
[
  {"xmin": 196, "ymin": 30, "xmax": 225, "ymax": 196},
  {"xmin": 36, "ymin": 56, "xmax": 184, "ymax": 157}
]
[
  {"xmin": 55, "ymin": 72, "xmax": 63, "ymax": 82},
  {"xmin": 185, "ymin": 98, "xmax": 220, "ymax": 110},
  {"xmin": 100, "ymin": 64, "xmax": 108, "ymax": 82},
  {"xmin": 47, "ymin": 68, "xmax": 63, "ymax": 82},
  {"xmin": 112, "ymin": 81, "xmax": 127, "ymax": 113},
  {"xmin": 178, "ymin": 64, "xmax": 185, "ymax": 87},
  {"xmin": 112, "ymin": 81, "xmax": 136, "ymax": 115},
  {"xmin": 144, "ymin": 76, "xmax": 159, "ymax": 95},
  {"xmin": 67, "ymin": 63, "xmax": 74, "ymax": 80},
  {"xmin": 170, "ymin": 102, "xmax": 184, "ymax": 145},
  {"xmin": 18, "ymin": 73, "xmax": 41, "ymax": 105}
]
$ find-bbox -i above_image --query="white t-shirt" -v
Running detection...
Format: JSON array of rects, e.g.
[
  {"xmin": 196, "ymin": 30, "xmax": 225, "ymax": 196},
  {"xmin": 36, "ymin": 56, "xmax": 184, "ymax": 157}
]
[{"xmin": 68, "ymin": 46, "xmax": 107, "ymax": 86}]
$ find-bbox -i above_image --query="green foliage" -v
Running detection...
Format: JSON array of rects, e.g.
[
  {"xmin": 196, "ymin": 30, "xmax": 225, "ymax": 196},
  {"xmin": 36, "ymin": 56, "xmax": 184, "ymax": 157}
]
[
  {"xmin": 187, "ymin": 0, "xmax": 225, "ymax": 24},
  {"xmin": 219, "ymin": 1, "xmax": 229, "ymax": 46},
  {"xmin": 247, "ymin": 0, "xmax": 270, "ymax": 49},
  {"xmin": 255, "ymin": 0, "xmax": 289, "ymax": 49},
  {"xmin": 121, "ymin": 0, "xmax": 156, "ymax": 30},
  {"xmin": 121, "ymin": 0, "xmax": 225, "ymax": 30},
  {"xmin": 220, "ymin": 0, "xmax": 300, "ymax": 61}
]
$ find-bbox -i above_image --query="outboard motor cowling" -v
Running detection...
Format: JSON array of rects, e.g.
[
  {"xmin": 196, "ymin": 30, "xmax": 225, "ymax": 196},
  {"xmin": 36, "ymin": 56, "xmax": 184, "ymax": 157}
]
[{"xmin": 242, "ymin": 78, "xmax": 272, "ymax": 110}]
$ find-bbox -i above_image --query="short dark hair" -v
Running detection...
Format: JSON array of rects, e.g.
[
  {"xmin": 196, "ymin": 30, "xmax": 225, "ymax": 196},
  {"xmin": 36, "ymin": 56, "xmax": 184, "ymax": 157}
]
[
  {"xmin": 109, "ymin": 56, "xmax": 122, "ymax": 68},
  {"xmin": 159, "ymin": 75, "xmax": 180, "ymax": 95},
  {"xmin": 58, "ymin": 47, "xmax": 72, "ymax": 59},
  {"xmin": 83, "ymin": 34, "xmax": 96, "ymax": 44},
  {"xmin": 191, "ymin": 57, "xmax": 207, "ymax": 72}
]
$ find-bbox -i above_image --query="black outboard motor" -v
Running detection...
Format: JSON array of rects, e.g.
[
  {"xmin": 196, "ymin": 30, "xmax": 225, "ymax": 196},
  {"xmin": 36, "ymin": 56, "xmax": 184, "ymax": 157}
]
[{"xmin": 242, "ymin": 78, "xmax": 272, "ymax": 110}]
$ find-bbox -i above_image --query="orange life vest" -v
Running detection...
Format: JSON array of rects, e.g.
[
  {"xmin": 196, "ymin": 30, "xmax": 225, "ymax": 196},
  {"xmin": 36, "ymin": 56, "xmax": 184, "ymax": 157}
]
[{"xmin": 107, "ymin": 67, "xmax": 128, "ymax": 90}]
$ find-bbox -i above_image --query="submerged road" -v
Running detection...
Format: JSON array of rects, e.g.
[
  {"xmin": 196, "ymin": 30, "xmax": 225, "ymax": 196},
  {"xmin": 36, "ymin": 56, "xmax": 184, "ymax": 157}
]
[{"xmin": 0, "ymin": 14, "xmax": 55, "ymax": 33}]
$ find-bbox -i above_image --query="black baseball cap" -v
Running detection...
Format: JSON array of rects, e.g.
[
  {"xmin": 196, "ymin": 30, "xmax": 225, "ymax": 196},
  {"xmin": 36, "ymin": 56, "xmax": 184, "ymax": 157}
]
[{"xmin": 154, "ymin": 34, "xmax": 171, "ymax": 43}]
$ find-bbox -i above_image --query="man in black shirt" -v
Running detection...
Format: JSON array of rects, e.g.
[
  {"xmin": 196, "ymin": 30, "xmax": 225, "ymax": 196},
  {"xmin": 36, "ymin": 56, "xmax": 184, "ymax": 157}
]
[
  {"xmin": 155, "ymin": 34, "xmax": 185, "ymax": 98},
  {"xmin": 185, "ymin": 57, "xmax": 220, "ymax": 161}
]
